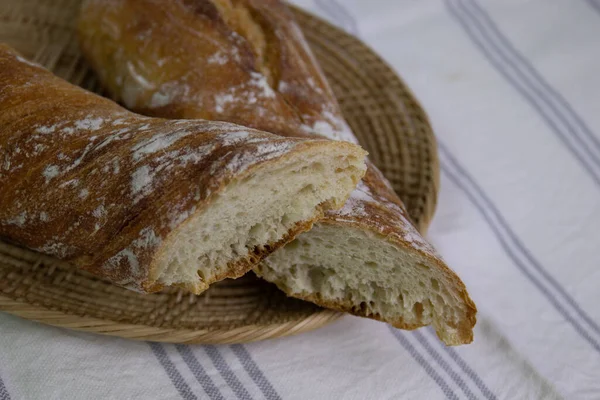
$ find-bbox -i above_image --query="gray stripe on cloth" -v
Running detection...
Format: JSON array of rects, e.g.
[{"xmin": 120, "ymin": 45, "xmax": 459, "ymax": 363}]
[
  {"xmin": 388, "ymin": 326, "xmax": 460, "ymax": 400},
  {"xmin": 476, "ymin": 318, "xmax": 563, "ymax": 399},
  {"xmin": 175, "ymin": 345, "xmax": 226, "ymax": 400},
  {"xmin": 585, "ymin": 0, "xmax": 600, "ymax": 16},
  {"xmin": 412, "ymin": 330, "xmax": 479, "ymax": 400},
  {"xmin": 230, "ymin": 345, "xmax": 281, "ymax": 400},
  {"xmin": 446, "ymin": 0, "xmax": 600, "ymax": 187},
  {"xmin": 327, "ymin": 0, "xmax": 360, "ymax": 35},
  {"xmin": 0, "ymin": 373, "xmax": 10, "ymax": 400},
  {"xmin": 149, "ymin": 343, "xmax": 198, "ymax": 400},
  {"xmin": 315, "ymin": 0, "xmax": 360, "ymax": 36},
  {"xmin": 465, "ymin": 0, "xmax": 600, "ymax": 158},
  {"xmin": 438, "ymin": 143, "xmax": 600, "ymax": 353},
  {"xmin": 426, "ymin": 328, "xmax": 497, "ymax": 400},
  {"xmin": 204, "ymin": 346, "xmax": 253, "ymax": 400},
  {"xmin": 314, "ymin": 0, "xmax": 345, "ymax": 29}
]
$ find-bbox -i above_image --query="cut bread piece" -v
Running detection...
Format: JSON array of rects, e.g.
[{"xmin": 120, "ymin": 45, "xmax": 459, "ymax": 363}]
[
  {"xmin": 0, "ymin": 45, "xmax": 367, "ymax": 293},
  {"xmin": 151, "ymin": 141, "xmax": 366, "ymax": 293},
  {"xmin": 256, "ymin": 223, "xmax": 476, "ymax": 345}
]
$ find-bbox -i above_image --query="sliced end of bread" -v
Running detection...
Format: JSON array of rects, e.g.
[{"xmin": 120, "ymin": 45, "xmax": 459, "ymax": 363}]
[
  {"xmin": 149, "ymin": 142, "xmax": 367, "ymax": 294},
  {"xmin": 255, "ymin": 223, "xmax": 476, "ymax": 345}
]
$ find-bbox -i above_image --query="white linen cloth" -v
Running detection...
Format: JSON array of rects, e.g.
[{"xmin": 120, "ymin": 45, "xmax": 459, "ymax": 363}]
[{"xmin": 1, "ymin": 0, "xmax": 599, "ymax": 398}]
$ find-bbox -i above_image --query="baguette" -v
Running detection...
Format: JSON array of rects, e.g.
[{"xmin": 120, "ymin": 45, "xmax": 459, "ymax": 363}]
[
  {"xmin": 78, "ymin": 0, "xmax": 476, "ymax": 344},
  {"xmin": 0, "ymin": 44, "xmax": 367, "ymax": 293}
]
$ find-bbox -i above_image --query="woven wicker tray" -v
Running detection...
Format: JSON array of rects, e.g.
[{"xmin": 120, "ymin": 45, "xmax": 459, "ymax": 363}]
[{"xmin": 0, "ymin": 0, "xmax": 440, "ymax": 344}]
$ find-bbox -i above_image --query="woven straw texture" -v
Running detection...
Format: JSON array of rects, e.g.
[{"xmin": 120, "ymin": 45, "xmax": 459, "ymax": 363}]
[{"xmin": 0, "ymin": 0, "xmax": 440, "ymax": 344}]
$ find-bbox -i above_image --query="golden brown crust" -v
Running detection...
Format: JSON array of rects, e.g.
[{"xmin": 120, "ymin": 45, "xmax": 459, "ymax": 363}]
[
  {"xmin": 77, "ymin": 0, "xmax": 476, "ymax": 343},
  {"xmin": 0, "ymin": 44, "xmax": 362, "ymax": 293},
  {"xmin": 275, "ymin": 288, "xmax": 475, "ymax": 345}
]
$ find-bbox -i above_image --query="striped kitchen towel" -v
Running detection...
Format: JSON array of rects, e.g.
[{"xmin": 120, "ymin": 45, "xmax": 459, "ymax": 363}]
[{"xmin": 0, "ymin": 0, "xmax": 598, "ymax": 398}]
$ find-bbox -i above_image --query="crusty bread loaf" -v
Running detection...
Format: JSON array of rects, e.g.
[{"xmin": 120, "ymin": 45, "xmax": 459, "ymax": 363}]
[
  {"xmin": 78, "ymin": 0, "xmax": 476, "ymax": 344},
  {"xmin": 0, "ymin": 44, "xmax": 366, "ymax": 294}
]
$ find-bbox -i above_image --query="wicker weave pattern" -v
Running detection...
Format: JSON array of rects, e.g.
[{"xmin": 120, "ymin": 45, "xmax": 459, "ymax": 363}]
[{"xmin": 0, "ymin": 0, "xmax": 439, "ymax": 344}]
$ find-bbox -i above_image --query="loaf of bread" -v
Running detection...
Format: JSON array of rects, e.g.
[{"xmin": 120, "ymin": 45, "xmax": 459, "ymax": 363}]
[
  {"xmin": 0, "ymin": 44, "xmax": 366, "ymax": 294},
  {"xmin": 78, "ymin": 0, "xmax": 476, "ymax": 344}
]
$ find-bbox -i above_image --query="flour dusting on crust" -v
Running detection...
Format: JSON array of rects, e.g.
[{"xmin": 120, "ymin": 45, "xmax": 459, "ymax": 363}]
[{"xmin": 333, "ymin": 179, "xmax": 437, "ymax": 256}]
